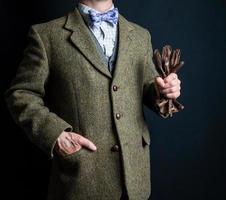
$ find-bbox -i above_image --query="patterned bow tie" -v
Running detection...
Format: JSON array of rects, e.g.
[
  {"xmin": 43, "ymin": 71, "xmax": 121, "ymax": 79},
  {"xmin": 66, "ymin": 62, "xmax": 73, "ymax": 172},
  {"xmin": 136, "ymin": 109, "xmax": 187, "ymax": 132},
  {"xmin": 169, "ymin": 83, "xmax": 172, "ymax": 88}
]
[{"xmin": 88, "ymin": 8, "xmax": 119, "ymax": 28}]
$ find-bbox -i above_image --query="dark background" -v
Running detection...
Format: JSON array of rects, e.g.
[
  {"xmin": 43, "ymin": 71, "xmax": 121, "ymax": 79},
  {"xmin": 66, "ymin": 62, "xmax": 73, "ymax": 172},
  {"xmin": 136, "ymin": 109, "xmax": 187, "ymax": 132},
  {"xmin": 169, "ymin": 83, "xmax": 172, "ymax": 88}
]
[{"xmin": 1, "ymin": 0, "xmax": 226, "ymax": 199}]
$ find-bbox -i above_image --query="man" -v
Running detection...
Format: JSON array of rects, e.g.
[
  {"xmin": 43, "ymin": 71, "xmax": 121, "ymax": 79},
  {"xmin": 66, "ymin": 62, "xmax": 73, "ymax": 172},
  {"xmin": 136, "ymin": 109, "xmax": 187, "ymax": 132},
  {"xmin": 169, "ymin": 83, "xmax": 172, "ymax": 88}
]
[{"xmin": 5, "ymin": 0, "xmax": 181, "ymax": 199}]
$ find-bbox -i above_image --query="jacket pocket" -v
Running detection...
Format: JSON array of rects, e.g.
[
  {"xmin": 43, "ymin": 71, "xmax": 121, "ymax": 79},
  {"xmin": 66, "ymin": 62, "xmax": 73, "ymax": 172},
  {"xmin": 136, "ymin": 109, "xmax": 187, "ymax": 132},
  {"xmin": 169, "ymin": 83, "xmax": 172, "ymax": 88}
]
[
  {"xmin": 56, "ymin": 148, "xmax": 86, "ymax": 172},
  {"xmin": 64, "ymin": 148, "xmax": 84, "ymax": 158}
]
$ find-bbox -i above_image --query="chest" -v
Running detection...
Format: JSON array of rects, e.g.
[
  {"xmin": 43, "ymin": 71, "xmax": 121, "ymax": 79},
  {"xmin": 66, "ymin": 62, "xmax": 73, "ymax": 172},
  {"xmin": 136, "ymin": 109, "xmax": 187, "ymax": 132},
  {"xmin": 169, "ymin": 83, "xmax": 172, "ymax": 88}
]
[{"xmin": 48, "ymin": 30, "xmax": 146, "ymax": 93}]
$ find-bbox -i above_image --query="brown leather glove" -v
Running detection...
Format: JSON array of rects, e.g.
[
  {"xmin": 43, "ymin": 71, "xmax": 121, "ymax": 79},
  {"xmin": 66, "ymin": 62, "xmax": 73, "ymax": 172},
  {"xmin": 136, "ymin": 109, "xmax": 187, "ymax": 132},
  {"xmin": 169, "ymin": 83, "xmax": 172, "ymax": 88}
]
[{"xmin": 153, "ymin": 45, "xmax": 184, "ymax": 117}]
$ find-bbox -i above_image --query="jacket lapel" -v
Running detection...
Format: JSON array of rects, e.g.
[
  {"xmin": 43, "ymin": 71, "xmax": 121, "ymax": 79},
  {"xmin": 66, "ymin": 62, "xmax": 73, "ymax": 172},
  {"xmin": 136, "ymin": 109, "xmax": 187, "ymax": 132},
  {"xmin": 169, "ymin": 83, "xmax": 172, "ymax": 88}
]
[
  {"xmin": 64, "ymin": 8, "xmax": 112, "ymax": 79},
  {"xmin": 112, "ymin": 15, "xmax": 134, "ymax": 81},
  {"xmin": 64, "ymin": 8, "xmax": 135, "ymax": 80}
]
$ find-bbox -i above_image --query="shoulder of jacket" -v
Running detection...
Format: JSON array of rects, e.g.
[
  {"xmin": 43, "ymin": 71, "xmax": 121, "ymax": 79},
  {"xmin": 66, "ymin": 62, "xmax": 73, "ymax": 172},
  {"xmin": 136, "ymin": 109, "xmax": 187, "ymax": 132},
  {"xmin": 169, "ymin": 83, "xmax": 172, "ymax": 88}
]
[
  {"xmin": 123, "ymin": 19, "xmax": 151, "ymax": 44},
  {"xmin": 31, "ymin": 13, "xmax": 68, "ymax": 35}
]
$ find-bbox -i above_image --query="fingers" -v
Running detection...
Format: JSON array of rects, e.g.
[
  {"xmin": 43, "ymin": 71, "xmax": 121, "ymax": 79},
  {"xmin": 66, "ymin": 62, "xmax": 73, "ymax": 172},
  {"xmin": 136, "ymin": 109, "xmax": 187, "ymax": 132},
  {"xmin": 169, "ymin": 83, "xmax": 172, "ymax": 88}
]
[
  {"xmin": 57, "ymin": 137, "xmax": 81, "ymax": 156},
  {"xmin": 72, "ymin": 134, "xmax": 97, "ymax": 151},
  {"xmin": 56, "ymin": 135, "xmax": 81, "ymax": 157},
  {"xmin": 164, "ymin": 73, "xmax": 177, "ymax": 83},
  {"xmin": 161, "ymin": 85, "xmax": 181, "ymax": 95},
  {"xmin": 155, "ymin": 73, "xmax": 181, "ymax": 100},
  {"xmin": 155, "ymin": 76, "xmax": 165, "ymax": 88},
  {"xmin": 165, "ymin": 91, "xmax": 181, "ymax": 99},
  {"xmin": 164, "ymin": 78, "xmax": 181, "ymax": 88},
  {"xmin": 155, "ymin": 74, "xmax": 179, "ymax": 88},
  {"xmin": 55, "ymin": 131, "xmax": 97, "ymax": 157}
]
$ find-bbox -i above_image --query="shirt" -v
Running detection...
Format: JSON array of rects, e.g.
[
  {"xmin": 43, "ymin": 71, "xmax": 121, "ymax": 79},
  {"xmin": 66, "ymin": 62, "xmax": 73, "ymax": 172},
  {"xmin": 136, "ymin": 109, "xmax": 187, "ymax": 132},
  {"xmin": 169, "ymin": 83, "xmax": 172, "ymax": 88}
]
[{"xmin": 77, "ymin": 3, "xmax": 118, "ymax": 59}]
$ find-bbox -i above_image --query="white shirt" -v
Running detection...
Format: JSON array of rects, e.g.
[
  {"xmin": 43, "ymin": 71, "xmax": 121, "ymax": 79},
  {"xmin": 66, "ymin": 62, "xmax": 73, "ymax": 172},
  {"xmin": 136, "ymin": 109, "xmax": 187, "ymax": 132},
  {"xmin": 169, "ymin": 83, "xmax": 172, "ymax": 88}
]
[{"xmin": 77, "ymin": 3, "xmax": 118, "ymax": 59}]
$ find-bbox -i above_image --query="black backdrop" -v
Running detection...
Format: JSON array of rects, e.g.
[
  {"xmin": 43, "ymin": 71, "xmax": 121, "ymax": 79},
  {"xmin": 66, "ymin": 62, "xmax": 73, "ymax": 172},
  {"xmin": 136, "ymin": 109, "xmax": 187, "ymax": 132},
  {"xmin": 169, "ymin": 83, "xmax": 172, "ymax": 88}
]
[{"xmin": 1, "ymin": 0, "xmax": 226, "ymax": 199}]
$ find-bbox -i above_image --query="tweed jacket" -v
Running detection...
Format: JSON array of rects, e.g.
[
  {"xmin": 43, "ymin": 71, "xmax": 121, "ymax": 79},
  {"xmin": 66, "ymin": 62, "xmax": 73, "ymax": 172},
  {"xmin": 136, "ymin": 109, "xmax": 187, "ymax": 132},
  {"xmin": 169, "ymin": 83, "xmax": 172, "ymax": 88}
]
[{"xmin": 5, "ymin": 8, "xmax": 161, "ymax": 200}]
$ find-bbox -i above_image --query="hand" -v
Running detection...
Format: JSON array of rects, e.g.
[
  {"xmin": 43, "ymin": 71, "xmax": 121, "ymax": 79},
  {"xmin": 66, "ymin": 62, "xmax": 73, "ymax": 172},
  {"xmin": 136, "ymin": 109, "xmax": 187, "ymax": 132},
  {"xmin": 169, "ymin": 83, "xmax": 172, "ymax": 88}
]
[
  {"xmin": 54, "ymin": 131, "xmax": 97, "ymax": 157},
  {"xmin": 155, "ymin": 73, "xmax": 181, "ymax": 99}
]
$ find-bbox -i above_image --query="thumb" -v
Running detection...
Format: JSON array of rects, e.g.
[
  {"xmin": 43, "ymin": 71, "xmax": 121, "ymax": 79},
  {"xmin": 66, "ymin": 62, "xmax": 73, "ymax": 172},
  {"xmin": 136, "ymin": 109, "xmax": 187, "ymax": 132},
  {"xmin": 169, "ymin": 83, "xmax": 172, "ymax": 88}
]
[
  {"xmin": 77, "ymin": 135, "xmax": 97, "ymax": 151},
  {"xmin": 155, "ymin": 76, "xmax": 165, "ymax": 88}
]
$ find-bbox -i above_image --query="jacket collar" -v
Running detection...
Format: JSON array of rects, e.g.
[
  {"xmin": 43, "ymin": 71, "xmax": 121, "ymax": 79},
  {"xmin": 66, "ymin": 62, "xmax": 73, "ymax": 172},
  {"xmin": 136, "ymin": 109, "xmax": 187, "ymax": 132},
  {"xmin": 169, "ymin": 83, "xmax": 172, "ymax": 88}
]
[{"xmin": 64, "ymin": 8, "xmax": 134, "ymax": 79}]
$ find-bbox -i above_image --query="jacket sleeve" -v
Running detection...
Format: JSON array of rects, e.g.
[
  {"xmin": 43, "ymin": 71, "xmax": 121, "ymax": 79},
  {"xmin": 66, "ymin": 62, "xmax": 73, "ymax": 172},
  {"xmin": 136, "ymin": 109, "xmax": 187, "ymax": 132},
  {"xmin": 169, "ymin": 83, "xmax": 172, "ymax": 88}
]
[
  {"xmin": 142, "ymin": 30, "xmax": 170, "ymax": 118},
  {"xmin": 4, "ymin": 26, "xmax": 73, "ymax": 158}
]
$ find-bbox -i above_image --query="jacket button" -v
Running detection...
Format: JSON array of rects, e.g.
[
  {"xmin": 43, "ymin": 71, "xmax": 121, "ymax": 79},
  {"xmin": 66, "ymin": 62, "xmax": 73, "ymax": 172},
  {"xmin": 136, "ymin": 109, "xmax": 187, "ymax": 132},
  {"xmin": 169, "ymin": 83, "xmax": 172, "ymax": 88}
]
[
  {"xmin": 111, "ymin": 144, "xmax": 120, "ymax": 152},
  {"xmin": 113, "ymin": 85, "xmax": 118, "ymax": 91},
  {"xmin": 116, "ymin": 113, "xmax": 121, "ymax": 120}
]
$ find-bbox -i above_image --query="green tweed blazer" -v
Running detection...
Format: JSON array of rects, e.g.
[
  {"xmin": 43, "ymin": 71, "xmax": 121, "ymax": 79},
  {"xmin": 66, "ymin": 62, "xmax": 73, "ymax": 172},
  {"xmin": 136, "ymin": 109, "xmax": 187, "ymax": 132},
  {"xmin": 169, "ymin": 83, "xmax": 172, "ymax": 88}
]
[{"xmin": 5, "ymin": 8, "xmax": 161, "ymax": 200}]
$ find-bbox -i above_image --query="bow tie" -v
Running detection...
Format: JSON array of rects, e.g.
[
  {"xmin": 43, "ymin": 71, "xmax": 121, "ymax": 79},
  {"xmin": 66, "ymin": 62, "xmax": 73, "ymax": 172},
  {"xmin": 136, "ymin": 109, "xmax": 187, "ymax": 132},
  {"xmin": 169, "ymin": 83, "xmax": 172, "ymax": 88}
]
[{"xmin": 88, "ymin": 8, "xmax": 119, "ymax": 28}]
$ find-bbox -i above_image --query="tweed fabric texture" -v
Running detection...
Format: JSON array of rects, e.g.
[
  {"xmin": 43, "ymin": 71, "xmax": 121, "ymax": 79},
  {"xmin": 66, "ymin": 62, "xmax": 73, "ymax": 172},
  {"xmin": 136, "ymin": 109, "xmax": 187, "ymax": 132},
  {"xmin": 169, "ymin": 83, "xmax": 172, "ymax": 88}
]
[{"xmin": 5, "ymin": 8, "xmax": 161, "ymax": 200}]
